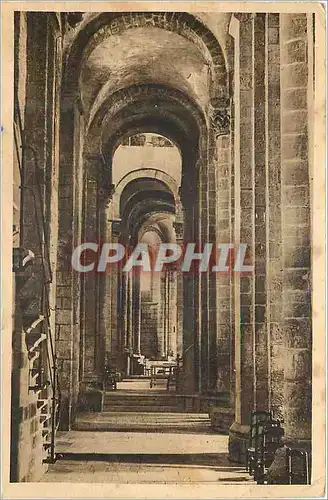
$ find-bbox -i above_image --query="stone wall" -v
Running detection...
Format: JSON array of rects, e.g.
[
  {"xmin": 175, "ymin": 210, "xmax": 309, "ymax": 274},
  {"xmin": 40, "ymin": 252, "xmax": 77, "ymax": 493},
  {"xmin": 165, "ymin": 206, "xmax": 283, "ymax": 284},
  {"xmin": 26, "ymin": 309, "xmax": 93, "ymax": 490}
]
[
  {"xmin": 11, "ymin": 12, "xmax": 63, "ymax": 481},
  {"xmin": 140, "ymin": 299, "xmax": 160, "ymax": 358}
]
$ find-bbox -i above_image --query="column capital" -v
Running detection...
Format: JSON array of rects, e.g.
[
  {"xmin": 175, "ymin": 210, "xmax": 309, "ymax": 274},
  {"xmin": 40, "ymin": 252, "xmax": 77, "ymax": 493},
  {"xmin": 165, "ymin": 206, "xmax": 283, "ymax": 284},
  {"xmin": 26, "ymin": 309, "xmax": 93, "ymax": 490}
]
[
  {"xmin": 209, "ymin": 98, "xmax": 231, "ymax": 137},
  {"xmin": 110, "ymin": 218, "xmax": 122, "ymax": 237},
  {"xmin": 173, "ymin": 221, "xmax": 184, "ymax": 240}
]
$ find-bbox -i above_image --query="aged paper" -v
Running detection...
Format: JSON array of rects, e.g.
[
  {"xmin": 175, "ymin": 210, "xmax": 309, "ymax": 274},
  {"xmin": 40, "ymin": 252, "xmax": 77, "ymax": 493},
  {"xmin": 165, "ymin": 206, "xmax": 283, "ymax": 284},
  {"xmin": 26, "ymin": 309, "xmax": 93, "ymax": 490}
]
[{"xmin": 1, "ymin": 1, "xmax": 326, "ymax": 498}]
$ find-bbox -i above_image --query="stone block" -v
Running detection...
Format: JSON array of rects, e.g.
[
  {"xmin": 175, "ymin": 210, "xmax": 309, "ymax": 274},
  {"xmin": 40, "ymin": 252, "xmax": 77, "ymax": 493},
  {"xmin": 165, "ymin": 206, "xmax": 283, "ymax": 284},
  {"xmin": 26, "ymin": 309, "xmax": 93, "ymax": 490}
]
[
  {"xmin": 281, "ymin": 63, "xmax": 308, "ymax": 90},
  {"xmin": 281, "ymin": 15, "xmax": 307, "ymax": 40},
  {"xmin": 282, "ymin": 185, "xmax": 310, "ymax": 206},
  {"xmin": 240, "ymin": 189, "xmax": 253, "ymax": 208},
  {"xmin": 255, "ymin": 304, "xmax": 266, "ymax": 323},
  {"xmin": 283, "ymin": 39, "xmax": 307, "ymax": 64},
  {"xmin": 241, "ymin": 276, "xmax": 252, "ymax": 293},
  {"xmin": 282, "ymin": 88, "xmax": 307, "ymax": 111},
  {"xmin": 282, "ymin": 110, "xmax": 308, "ymax": 134},
  {"xmin": 228, "ymin": 421, "xmax": 250, "ymax": 463},
  {"xmin": 209, "ymin": 406, "xmax": 234, "ymax": 434},
  {"xmin": 281, "ymin": 133, "xmax": 308, "ymax": 161},
  {"xmin": 283, "ymin": 246, "xmax": 310, "ymax": 268},
  {"xmin": 284, "ymin": 206, "xmax": 310, "ymax": 225},
  {"xmin": 285, "ymin": 317, "xmax": 312, "ymax": 348},
  {"xmin": 284, "ymin": 348, "xmax": 312, "ymax": 381},
  {"xmin": 284, "ymin": 406, "xmax": 312, "ymax": 441},
  {"xmin": 56, "ymin": 339, "xmax": 72, "ymax": 358},
  {"xmin": 283, "ymin": 298, "xmax": 311, "ymax": 319},
  {"xmin": 56, "ymin": 309, "xmax": 72, "ymax": 325},
  {"xmin": 284, "ymin": 380, "xmax": 312, "ymax": 408}
]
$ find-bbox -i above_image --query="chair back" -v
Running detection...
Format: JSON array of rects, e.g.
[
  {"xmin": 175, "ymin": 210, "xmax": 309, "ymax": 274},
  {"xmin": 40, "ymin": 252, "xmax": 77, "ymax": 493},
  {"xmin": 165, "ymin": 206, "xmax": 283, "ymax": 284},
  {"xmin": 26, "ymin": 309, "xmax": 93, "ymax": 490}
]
[
  {"xmin": 286, "ymin": 447, "xmax": 310, "ymax": 484},
  {"xmin": 248, "ymin": 410, "xmax": 273, "ymax": 449}
]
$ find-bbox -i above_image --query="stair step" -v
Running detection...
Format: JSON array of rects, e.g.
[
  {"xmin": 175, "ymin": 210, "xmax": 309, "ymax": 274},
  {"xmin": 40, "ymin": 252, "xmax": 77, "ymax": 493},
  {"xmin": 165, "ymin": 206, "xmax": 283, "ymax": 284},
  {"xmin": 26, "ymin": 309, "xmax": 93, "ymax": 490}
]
[
  {"xmin": 38, "ymin": 399, "xmax": 49, "ymax": 410},
  {"xmin": 40, "ymin": 413, "xmax": 51, "ymax": 424},
  {"xmin": 103, "ymin": 407, "xmax": 181, "ymax": 411}
]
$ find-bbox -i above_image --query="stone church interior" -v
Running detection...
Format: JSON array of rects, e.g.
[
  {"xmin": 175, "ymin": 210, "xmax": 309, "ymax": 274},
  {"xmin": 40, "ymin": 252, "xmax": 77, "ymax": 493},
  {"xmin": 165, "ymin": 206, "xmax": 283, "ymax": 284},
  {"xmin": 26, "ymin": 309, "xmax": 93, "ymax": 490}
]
[{"xmin": 11, "ymin": 11, "xmax": 314, "ymax": 484}]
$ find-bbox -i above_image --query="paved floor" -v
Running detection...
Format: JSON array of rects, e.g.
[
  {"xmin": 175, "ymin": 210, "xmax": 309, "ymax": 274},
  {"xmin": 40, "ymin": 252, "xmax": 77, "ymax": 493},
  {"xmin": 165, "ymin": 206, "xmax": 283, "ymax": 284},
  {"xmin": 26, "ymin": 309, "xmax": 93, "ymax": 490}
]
[
  {"xmin": 41, "ymin": 380, "xmax": 251, "ymax": 484},
  {"xmin": 41, "ymin": 424, "xmax": 252, "ymax": 484}
]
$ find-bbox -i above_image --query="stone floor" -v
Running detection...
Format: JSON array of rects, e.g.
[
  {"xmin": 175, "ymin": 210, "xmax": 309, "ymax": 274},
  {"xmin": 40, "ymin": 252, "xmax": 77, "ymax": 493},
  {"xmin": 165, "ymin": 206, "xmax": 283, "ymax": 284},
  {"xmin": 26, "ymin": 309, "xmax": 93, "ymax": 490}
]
[
  {"xmin": 41, "ymin": 420, "xmax": 252, "ymax": 484},
  {"xmin": 41, "ymin": 380, "xmax": 252, "ymax": 484}
]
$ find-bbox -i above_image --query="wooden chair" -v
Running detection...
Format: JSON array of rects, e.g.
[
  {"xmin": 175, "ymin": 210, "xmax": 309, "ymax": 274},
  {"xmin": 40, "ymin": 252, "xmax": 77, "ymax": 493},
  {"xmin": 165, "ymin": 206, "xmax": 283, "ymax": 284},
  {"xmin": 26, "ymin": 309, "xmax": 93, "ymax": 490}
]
[
  {"xmin": 254, "ymin": 420, "xmax": 284, "ymax": 484},
  {"xmin": 246, "ymin": 410, "xmax": 273, "ymax": 475},
  {"xmin": 286, "ymin": 447, "xmax": 310, "ymax": 484}
]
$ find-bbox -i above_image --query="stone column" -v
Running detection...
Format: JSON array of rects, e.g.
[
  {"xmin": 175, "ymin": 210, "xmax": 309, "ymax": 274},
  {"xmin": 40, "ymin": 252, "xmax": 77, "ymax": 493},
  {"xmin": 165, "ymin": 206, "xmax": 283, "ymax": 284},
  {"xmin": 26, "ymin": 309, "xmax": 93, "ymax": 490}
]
[
  {"xmin": 167, "ymin": 270, "xmax": 178, "ymax": 356},
  {"xmin": 109, "ymin": 220, "xmax": 121, "ymax": 365},
  {"xmin": 132, "ymin": 267, "xmax": 141, "ymax": 355},
  {"xmin": 253, "ymin": 13, "xmax": 270, "ymax": 411},
  {"xmin": 118, "ymin": 265, "xmax": 128, "ymax": 375},
  {"xmin": 213, "ymin": 126, "xmax": 232, "ymax": 395},
  {"xmin": 97, "ymin": 188, "xmax": 114, "ymax": 378},
  {"xmin": 151, "ymin": 268, "xmax": 162, "ymax": 356},
  {"xmin": 267, "ymin": 13, "xmax": 313, "ymax": 483},
  {"xmin": 80, "ymin": 161, "xmax": 99, "ymax": 384},
  {"xmin": 173, "ymin": 222, "xmax": 184, "ymax": 356},
  {"xmin": 56, "ymin": 90, "xmax": 84, "ymax": 427},
  {"xmin": 199, "ymin": 154, "xmax": 210, "ymax": 393},
  {"xmin": 266, "ymin": 14, "xmax": 284, "ymax": 420},
  {"xmin": 228, "ymin": 13, "xmax": 257, "ymax": 462},
  {"xmin": 126, "ymin": 271, "xmax": 133, "ymax": 374},
  {"xmin": 181, "ymin": 180, "xmax": 199, "ymax": 394},
  {"xmin": 229, "ymin": 11, "xmax": 281, "ymax": 461}
]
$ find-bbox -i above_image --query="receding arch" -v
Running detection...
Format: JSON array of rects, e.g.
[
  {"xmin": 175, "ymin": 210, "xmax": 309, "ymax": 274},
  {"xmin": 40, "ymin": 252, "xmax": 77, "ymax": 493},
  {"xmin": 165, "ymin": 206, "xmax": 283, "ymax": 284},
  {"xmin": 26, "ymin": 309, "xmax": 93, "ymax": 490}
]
[{"xmin": 112, "ymin": 168, "xmax": 182, "ymax": 222}]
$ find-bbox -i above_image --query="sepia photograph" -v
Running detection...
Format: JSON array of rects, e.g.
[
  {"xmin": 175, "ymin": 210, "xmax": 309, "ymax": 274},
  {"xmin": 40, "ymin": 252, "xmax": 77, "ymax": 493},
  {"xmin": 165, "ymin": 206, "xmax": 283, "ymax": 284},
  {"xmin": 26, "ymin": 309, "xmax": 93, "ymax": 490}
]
[{"xmin": 1, "ymin": 2, "xmax": 326, "ymax": 498}]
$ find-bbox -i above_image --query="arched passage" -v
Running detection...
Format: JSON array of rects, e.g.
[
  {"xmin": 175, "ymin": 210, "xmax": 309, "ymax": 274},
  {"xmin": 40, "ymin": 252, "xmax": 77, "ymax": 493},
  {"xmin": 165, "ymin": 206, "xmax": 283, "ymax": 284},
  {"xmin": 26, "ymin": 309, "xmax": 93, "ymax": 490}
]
[{"xmin": 56, "ymin": 10, "xmax": 231, "ymax": 428}]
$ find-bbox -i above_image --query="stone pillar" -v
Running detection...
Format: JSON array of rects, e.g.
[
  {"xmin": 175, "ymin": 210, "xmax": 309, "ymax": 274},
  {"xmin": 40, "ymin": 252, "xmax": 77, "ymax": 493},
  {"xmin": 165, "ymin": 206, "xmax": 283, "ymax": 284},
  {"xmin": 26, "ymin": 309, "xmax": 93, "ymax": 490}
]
[
  {"xmin": 173, "ymin": 222, "xmax": 184, "ymax": 356},
  {"xmin": 253, "ymin": 13, "xmax": 270, "ymax": 411},
  {"xmin": 97, "ymin": 191, "xmax": 113, "ymax": 378},
  {"xmin": 132, "ymin": 268, "xmax": 141, "ymax": 355},
  {"xmin": 167, "ymin": 270, "xmax": 178, "ymax": 356},
  {"xmin": 181, "ymin": 180, "xmax": 199, "ymax": 394},
  {"xmin": 56, "ymin": 44, "xmax": 86, "ymax": 428},
  {"xmin": 229, "ymin": 13, "xmax": 256, "ymax": 462},
  {"xmin": 126, "ymin": 271, "xmax": 133, "ymax": 374},
  {"xmin": 80, "ymin": 164, "xmax": 98, "ymax": 384},
  {"xmin": 215, "ymin": 133, "xmax": 233, "ymax": 395},
  {"xmin": 151, "ymin": 269, "xmax": 162, "ymax": 356},
  {"xmin": 119, "ymin": 265, "xmax": 128, "ymax": 374},
  {"xmin": 266, "ymin": 14, "xmax": 284, "ymax": 420},
  {"xmin": 109, "ymin": 220, "xmax": 121, "ymax": 365},
  {"xmin": 209, "ymin": 98, "xmax": 231, "ymax": 395},
  {"xmin": 181, "ymin": 159, "xmax": 205, "ymax": 394},
  {"xmin": 199, "ymin": 155, "xmax": 210, "ymax": 393},
  {"xmin": 267, "ymin": 13, "xmax": 313, "ymax": 483}
]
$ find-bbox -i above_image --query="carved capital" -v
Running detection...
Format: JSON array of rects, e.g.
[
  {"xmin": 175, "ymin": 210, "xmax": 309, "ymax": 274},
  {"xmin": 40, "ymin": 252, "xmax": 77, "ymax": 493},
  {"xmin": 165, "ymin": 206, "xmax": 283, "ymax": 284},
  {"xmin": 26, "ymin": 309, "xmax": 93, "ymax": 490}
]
[
  {"xmin": 110, "ymin": 219, "xmax": 122, "ymax": 237},
  {"xmin": 209, "ymin": 98, "xmax": 231, "ymax": 137},
  {"xmin": 173, "ymin": 222, "xmax": 184, "ymax": 240}
]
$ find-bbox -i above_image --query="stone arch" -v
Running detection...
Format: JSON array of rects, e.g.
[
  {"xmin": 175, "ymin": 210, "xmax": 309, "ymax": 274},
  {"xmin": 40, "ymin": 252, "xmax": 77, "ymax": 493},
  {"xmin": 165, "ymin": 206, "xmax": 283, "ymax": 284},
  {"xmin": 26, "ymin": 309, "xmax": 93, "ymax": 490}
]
[
  {"xmin": 138, "ymin": 217, "xmax": 177, "ymax": 245},
  {"xmin": 83, "ymin": 84, "xmax": 209, "ymax": 206},
  {"xmin": 86, "ymin": 84, "xmax": 207, "ymax": 150},
  {"xmin": 64, "ymin": 12, "xmax": 229, "ymax": 106},
  {"xmin": 112, "ymin": 168, "xmax": 181, "ymax": 219}
]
